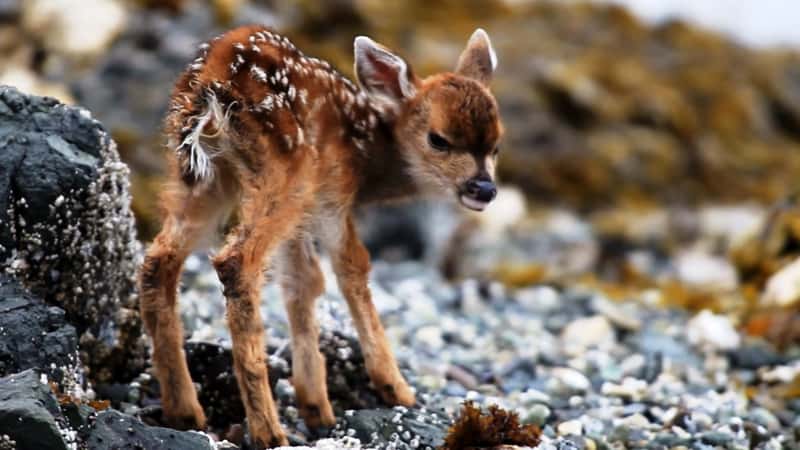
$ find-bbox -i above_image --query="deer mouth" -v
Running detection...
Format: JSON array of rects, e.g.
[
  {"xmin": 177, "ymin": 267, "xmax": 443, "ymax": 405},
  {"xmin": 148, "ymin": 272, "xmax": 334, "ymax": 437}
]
[{"xmin": 459, "ymin": 194, "xmax": 489, "ymax": 211}]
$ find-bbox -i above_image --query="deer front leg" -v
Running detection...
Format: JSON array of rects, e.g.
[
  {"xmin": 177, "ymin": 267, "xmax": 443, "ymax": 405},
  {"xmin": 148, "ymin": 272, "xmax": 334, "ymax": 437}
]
[
  {"xmin": 328, "ymin": 216, "xmax": 415, "ymax": 407},
  {"xmin": 278, "ymin": 235, "xmax": 335, "ymax": 428}
]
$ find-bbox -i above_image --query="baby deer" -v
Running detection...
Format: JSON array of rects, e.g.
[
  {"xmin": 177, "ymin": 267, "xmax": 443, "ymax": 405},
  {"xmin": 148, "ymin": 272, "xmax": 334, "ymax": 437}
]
[{"xmin": 139, "ymin": 25, "xmax": 502, "ymax": 447}]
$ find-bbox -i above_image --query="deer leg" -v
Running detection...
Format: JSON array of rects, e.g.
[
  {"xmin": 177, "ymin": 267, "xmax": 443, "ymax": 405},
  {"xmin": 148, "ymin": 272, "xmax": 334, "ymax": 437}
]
[
  {"xmin": 278, "ymin": 234, "xmax": 336, "ymax": 428},
  {"xmin": 328, "ymin": 216, "xmax": 415, "ymax": 407},
  {"xmin": 212, "ymin": 181, "xmax": 311, "ymax": 448},
  {"xmin": 139, "ymin": 187, "xmax": 227, "ymax": 430}
]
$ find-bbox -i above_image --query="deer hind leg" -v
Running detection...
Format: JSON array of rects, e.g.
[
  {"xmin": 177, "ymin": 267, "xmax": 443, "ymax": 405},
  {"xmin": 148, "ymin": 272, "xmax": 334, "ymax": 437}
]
[
  {"xmin": 327, "ymin": 215, "xmax": 415, "ymax": 407},
  {"xmin": 139, "ymin": 183, "xmax": 230, "ymax": 430},
  {"xmin": 212, "ymin": 166, "xmax": 313, "ymax": 448},
  {"xmin": 277, "ymin": 233, "xmax": 335, "ymax": 428}
]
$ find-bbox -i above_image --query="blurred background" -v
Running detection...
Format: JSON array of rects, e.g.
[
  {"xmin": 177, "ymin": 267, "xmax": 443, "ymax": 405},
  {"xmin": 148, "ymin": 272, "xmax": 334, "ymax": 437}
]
[{"xmin": 5, "ymin": 0, "xmax": 800, "ymax": 347}]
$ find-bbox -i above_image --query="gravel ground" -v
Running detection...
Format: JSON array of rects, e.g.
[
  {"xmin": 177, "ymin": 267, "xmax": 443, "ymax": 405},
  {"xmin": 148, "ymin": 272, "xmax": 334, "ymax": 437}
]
[{"xmin": 173, "ymin": 254, "xmax": 800, "ymax": 450}]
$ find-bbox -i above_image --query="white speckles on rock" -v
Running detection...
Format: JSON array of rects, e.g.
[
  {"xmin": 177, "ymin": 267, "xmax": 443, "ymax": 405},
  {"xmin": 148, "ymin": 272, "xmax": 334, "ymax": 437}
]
[{"xmin": 0, "ymin": 86, "xmax": 144, "ymax": 381}]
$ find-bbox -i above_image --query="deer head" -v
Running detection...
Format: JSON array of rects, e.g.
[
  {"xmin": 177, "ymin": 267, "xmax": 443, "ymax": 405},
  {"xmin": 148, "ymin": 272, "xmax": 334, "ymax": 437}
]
[{"xmin": 355, "ymin": 29, "xmax": 503, "ymax": 211}]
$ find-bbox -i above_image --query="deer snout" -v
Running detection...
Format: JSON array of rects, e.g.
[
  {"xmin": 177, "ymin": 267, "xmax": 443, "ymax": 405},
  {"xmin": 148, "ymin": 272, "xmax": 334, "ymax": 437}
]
[
  {"xmin": 459, "ymin": 178, "xmax": 497, "ymax": 211},
  {"xmin": 465, "ymin": 179, "xmax": 497, "ymax": 202}
]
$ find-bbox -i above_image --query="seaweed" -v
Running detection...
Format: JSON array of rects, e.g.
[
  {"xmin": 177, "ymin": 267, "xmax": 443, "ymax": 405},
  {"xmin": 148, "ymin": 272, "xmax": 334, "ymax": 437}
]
[{"xmin": 442, "ymin": 401, "xmax": 541, "ymax": 450}]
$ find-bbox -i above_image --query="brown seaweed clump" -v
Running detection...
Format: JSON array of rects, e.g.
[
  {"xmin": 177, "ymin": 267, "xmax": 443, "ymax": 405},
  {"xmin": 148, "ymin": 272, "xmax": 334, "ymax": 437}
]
[{"xmin": 443, "ymin": 401, "xmax": 541, "ymax": 450}]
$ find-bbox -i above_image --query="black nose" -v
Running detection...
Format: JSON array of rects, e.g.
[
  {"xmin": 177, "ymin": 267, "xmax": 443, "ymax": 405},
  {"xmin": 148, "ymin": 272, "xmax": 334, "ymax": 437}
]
[{"xmin": 465, "ymin": 179, "xmax": 497, "ymax": 202}]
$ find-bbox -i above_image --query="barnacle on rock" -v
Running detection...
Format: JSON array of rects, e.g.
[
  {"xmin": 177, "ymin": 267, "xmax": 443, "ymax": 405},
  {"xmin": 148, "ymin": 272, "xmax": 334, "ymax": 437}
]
[{"xmin": 442, "ymin": 401, "xmax": 540, "ymax": 450}]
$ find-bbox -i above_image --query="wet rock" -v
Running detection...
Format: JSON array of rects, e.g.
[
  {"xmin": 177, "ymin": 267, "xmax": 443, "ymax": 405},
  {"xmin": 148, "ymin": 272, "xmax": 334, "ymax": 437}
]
[
  {"xmin": 0, "ymin": 369, "xmax": 67, "ymax": 450},
  {"xmin": 338, "ymin": 407, "xmax": 450, "ymax": 449},
  {"xmin": 0, "ymin": 276, "xmax": 78, "ymax": 383},
  {"xmin": 60, "ymin": 402, "xmax": 95, "ymax": 440},
  {"xmin": 0, "ymin": 86, "xmax": 143, "ymax": 382},
  {"xmin": 87, "ymin": 409, "xmax": 214, "ymax": 450}
]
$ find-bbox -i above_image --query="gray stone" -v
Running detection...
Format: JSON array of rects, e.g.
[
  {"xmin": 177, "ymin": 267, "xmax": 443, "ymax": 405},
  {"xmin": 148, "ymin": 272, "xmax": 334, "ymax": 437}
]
[
  {"xmin": 0, "ymin": 369, "xmax": 67, "ymax": 450},
  {"xmin": 87, "ymin": 409, "xmax": 213, "ymax": 450},
  {"xmin": 339, "ymin": 407, "xmax": 450, "ymax": 449},
  {"xmin": 0, "ymin": 276, "xmax": 78, "ymax": 383}
]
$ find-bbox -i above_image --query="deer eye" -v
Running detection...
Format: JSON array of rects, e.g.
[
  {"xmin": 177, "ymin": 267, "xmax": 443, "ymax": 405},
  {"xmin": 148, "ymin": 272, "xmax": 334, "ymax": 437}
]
[{"xmin": 428, "ymin": 132, "xmax": 451, "ymax": 151}]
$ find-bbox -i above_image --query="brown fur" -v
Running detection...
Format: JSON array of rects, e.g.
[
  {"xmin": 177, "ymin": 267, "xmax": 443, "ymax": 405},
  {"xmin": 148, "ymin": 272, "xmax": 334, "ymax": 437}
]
[{"xmin": 139, "ymin": 25, "xmax": 502, "ymax": 447}]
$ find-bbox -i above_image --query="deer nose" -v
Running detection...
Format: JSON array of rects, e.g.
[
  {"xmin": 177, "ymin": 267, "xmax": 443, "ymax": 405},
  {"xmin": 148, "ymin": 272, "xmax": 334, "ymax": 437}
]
[{"xmin": 465, "ymin": 179, "xmax": 497, "ymax": 202}]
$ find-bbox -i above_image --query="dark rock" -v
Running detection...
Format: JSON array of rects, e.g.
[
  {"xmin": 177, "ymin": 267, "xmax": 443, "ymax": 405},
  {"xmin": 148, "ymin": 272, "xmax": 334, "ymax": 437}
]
[
  {"xmin": 339, "ymin": 407, "xmax": 450, "ymax": 449},
  {"xmin": 0, "ymin": 86, "xmax": 143, "ymax": 383},
  {"xmin": 183, "ymin": 341, "xmax": 251, "ymax": 429},
  {"xmin": 699, "ymin": 431, "xmax": 734, "ymax": 446},
  {"xmin": 60, "ymin": 402, "xmax": 95, "ymax": 439},
  {"xmin": 87, "ymin": 409, "xmax": 213, "ymax": 450},
  {"xmin": 0, "ymin": 276, "xmax": 78, "ymax": 383},
  {"xmin": 727, "ymin": 341, "xmax": 787, "ymax": 370},
  {"xmin": 181, "ymin": 331, "xmax": 388, "ymax": 430},
  {"xmin": 0, "ymin": 369, "xmax": 67, "ymax": 450},
  {"xmin": 357, "ymin": 202, "xmax": 449, "ymax": 263}
]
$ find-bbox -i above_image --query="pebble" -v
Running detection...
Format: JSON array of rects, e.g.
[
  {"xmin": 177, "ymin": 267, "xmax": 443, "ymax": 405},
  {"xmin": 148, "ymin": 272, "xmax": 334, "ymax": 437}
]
[
  {"xmin": 601, "ymin": 377, "xmax": 648, "ymax": 401},
  {"xmin": 557, "ymin": 419, "xmax": 583, "ymax": 436},
  {"xmin": 560, "ymin": 315, "xmax": 615, "ymax": 356},
  {"xmin": 523, "ymin": 404, "xmax": 551, "ymax": 426},
  {"xmin": 548, "ymin": 368, "xmax": 591, "ymax": 395},
  {"xmin": 686, "ymin": 310, "xmax": 741, "ymax": 351}
]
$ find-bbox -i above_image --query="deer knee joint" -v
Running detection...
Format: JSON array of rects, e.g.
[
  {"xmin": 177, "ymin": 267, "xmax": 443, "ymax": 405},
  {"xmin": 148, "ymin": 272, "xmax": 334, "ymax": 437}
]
[
  {"xmin": 213, "ymin": 252, "xmax": 245, "ymax": 299},
  {"xmin": 139, "ymin": 251, "xmax": 178, "ymax": 294}
]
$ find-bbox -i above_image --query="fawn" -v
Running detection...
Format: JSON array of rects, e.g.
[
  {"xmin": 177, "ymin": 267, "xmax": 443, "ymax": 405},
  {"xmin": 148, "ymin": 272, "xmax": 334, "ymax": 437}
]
[{"xmin": 138, "ymin": 24, "xmax": 502, "ymax": 447}]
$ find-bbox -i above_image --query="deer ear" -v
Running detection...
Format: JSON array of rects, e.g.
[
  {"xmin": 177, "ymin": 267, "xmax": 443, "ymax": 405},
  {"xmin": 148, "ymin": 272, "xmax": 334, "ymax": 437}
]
[
  {"xmin": 354, "ymin": 36, "xmax": 417, "ymax": 104},
  {"xmin": 455, "ymin": 28, "xmax": 497, "ymax": 85}
]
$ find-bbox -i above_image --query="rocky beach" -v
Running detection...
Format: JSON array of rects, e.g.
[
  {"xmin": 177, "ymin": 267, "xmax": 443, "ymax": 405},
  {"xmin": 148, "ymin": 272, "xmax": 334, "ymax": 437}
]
[{"xmin": 1, "ymin": 1, "xmax": 800, "ymax": 449}]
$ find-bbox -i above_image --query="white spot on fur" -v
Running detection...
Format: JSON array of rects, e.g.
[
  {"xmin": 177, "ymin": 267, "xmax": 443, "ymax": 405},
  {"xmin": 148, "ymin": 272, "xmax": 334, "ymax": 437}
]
[
  {"xmin": 251, "ymin": 65, "xmax": 267, "ymax": 82},
  {"xmin": 259, "ymin": 94, "xmax": 275, "ymax": 112}
]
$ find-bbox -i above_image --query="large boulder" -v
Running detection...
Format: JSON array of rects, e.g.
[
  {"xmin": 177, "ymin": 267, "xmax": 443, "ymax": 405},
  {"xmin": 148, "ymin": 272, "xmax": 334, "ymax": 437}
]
[{"xmin": 0, "ymin": 86, "xmax": 144, "ymax": 382}]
